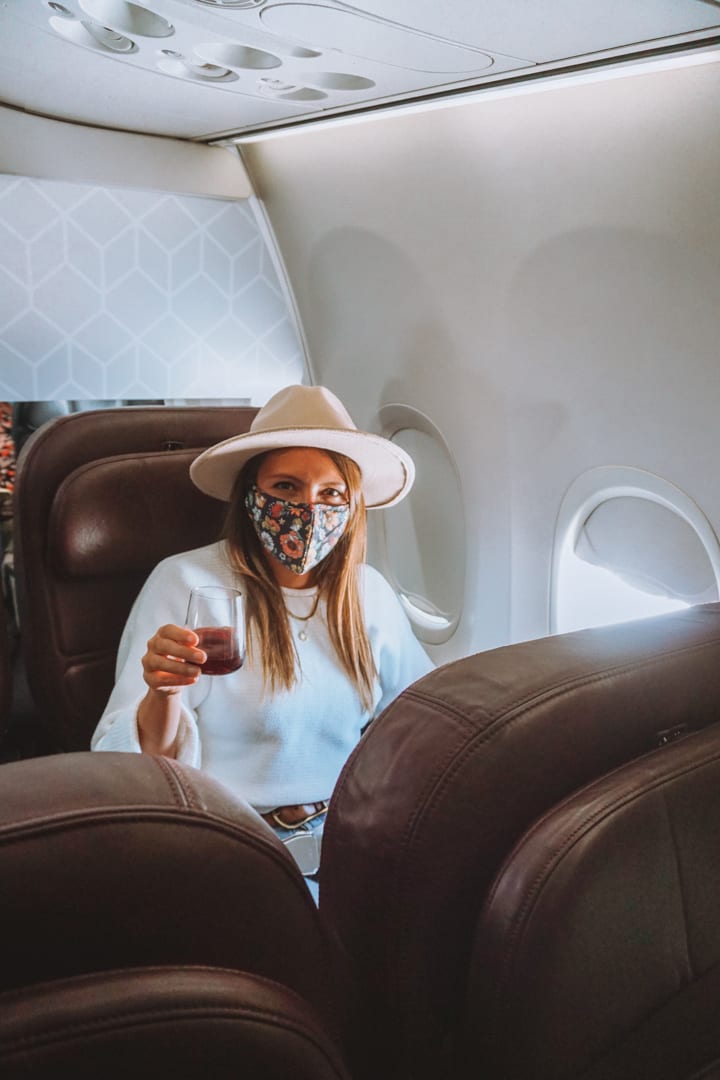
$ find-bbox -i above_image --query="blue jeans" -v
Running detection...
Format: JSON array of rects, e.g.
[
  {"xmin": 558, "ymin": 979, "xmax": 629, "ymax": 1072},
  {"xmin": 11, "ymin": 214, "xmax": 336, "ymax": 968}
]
[{"xmin": 270, "ymin": 811, "xmax": 326, "ymax": 905}]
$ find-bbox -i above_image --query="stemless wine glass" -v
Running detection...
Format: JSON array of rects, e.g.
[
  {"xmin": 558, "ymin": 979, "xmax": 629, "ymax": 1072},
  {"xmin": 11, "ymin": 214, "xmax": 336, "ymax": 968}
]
[{"xmin": 185, "ymin": 586, "xmax": 245, "ymax": 676}]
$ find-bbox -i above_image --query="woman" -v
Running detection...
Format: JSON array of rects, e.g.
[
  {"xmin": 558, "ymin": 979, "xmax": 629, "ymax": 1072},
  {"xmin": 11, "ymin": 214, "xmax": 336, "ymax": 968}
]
[{"xmin": 92, "ymin": 384, "xmax": 433, "ymax": 898}]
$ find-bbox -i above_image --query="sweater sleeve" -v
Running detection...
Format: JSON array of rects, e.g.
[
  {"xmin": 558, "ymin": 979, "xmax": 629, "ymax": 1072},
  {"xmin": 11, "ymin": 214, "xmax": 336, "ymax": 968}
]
[
  {"xmin": 364, "ymin": 565, "xmax": 435, "ymax": 718},
  {"xmin": 91, "ymin": 553, "xmax": 207, "ymax": 766}
]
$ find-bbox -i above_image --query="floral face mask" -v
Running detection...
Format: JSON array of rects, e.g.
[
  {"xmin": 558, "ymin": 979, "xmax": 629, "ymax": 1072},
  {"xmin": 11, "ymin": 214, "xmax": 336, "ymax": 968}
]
[{"xmin": 245, "ymin": 484, "xmax": 351, "ymax": 575}]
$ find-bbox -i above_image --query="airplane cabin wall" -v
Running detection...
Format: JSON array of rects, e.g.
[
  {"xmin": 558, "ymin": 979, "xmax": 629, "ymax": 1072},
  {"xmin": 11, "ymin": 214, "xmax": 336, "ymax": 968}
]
[{"xmin": 242, "ymin": 59, "xmax": 720, "ymax": 662}]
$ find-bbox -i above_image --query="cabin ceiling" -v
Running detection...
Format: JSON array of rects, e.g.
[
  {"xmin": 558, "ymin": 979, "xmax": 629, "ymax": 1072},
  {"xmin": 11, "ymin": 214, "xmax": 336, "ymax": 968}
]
[{"xmin": 1, "ymin": 0, "xmax": 719, "ymax": 143}]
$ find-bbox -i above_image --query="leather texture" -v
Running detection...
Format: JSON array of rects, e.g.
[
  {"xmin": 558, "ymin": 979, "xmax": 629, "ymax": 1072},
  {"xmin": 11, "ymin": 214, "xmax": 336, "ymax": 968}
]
[
  {"xmin": 320, "ymin": 603, "xmax": 720, "ymax": 1079},
  {"xmin": 1, "ymin": 967, "xmax": 349, "ymax": 1079},
  {"xmin": 0, "ymin": 753, "xmax": 335, "ymax": 1009},
  {"xmin": 470, "ymin": 721, "xmax": 720, "ymax": 1080},
  {"xmin": 0, "ymin": 751, "xmax": 350, "ymax": 1078},
  {"xmin": 12, "ymin": 405, "xmax": 257, "ymax": 750},
  {"xmin": 0, "ymin": 589, "xmax": 11, "ymax": 738}
]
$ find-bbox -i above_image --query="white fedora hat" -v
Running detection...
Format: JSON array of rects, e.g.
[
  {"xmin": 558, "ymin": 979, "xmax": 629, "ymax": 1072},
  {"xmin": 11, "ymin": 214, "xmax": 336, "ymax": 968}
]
[{"xmin": 190, "ymin": 384, "xmax": 415, "ymax": 509}]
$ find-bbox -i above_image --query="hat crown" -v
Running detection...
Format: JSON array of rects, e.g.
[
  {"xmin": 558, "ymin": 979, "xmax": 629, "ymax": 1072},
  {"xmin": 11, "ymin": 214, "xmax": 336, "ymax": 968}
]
[
  {"xmin": 251, "ymin": 385, "xmax": 357, "ymax": 435},
  {"xmin": 190, "ymin": 383, "xmax": 415, "ymax": 508}
]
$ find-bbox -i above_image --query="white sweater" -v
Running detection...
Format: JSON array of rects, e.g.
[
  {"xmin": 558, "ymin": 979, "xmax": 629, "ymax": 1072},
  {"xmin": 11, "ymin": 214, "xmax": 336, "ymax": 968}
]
[{"xmin": 92, "ymin": 541, "xmax": 433, "ymax": 811}]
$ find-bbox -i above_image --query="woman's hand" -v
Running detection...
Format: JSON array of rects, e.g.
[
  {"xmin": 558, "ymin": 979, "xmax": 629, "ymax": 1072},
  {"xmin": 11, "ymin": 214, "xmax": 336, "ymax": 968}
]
[
  {"xmin": 141, "ymin": 624, "xmax": 206, "ymax": 694},
  {"xmin": 137, "ymin": 624, "xmax": 206, "ymax": 756}
]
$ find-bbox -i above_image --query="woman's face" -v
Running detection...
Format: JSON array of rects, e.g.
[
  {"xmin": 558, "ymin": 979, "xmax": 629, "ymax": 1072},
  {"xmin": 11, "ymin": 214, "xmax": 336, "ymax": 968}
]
[
  {"xmin": 252, "ymin": 447, "xmax": 352, "ymax": 587},
  {"xmin": 255, "ymin": 447, "xmax": 350, "ymax": 508}
]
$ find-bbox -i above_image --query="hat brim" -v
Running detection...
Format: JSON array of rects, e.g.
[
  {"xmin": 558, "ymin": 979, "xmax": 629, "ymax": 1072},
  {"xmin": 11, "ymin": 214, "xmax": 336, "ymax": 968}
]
[{"xmin": 189, "ymin": 426, "xmax": 415, "ymax": 508}]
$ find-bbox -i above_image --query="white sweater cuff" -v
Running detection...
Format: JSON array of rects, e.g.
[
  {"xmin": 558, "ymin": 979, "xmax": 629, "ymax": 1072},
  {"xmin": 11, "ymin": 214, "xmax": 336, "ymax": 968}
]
[{"xmin": 91, "ymin": 699, "xmax": 201, "ymax": 768}]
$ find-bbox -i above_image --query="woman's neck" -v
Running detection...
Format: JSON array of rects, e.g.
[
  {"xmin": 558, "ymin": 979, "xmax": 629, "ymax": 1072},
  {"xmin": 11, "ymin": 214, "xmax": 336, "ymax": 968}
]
[{"xmin": 269, "ymin": 560, "xmax": 317, "ymax": 590}]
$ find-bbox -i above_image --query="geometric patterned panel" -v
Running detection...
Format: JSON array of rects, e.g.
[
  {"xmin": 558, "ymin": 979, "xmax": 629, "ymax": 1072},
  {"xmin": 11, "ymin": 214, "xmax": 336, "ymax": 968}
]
[{"xmin": 0, "ymin": 176, "xmax": 306, "ymax": 404}]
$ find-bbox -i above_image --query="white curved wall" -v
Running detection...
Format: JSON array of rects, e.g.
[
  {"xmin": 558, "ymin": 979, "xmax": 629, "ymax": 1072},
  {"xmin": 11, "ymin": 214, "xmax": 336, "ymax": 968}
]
[{"xmin": 242, "ymin": 58, "xmax": 720, "ymax": 661}]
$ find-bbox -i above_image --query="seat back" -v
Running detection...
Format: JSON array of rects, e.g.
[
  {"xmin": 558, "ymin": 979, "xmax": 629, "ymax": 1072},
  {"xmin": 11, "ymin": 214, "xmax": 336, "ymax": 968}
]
[
  {"xmin": 470, "ymin": 721, "xmax": 720, "ymax": 1080},
  {"xmin": 11, "ymin": 399, "xmax": 135, "ymax": 455},
  {"xmin": 0, "ymin": 584, "xmax": 12, "ymax": 743},
  {"xmin": 12, "ymin": 405, "xmax": 256, "ymax": 750},
  {"xmin": 0, "ymin": 750, "xmax": 350, "ymax": 1078},
  {"xmin": 320, "ymin": 604, "xmax": 720, "ymax": 1079},
  {"xmin": 1, "ymin": 968, "xmax": 350, "ymax": 1080}
]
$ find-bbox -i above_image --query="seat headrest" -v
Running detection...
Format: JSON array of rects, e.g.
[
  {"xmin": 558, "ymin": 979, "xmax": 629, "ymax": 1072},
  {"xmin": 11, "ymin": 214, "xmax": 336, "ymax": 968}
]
[
  {"xmin": 0, "ymin": 752, "xmax": 333, "ymax": 1021},
  {"xmin": 49, "ymin": 451, "xmax": 222, "ymax": 577}
]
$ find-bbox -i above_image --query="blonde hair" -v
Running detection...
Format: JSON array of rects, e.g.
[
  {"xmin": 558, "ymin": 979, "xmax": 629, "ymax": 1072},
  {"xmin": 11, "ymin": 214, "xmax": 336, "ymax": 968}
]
[{"xmin": 222, "ymin": 449, "xmax": 377, "ymax": 712}]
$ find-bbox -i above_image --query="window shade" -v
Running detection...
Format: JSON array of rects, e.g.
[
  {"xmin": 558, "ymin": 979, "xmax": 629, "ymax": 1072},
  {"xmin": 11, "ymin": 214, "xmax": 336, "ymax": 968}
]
[{"xmin": 574, "ymin": 496, "xmax": 718, "ymax": 603}]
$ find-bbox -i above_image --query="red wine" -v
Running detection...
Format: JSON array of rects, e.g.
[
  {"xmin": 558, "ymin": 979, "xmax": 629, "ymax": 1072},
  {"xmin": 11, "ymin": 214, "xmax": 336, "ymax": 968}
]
[{"xmin": 196, "ymin": 626, "xmax": 243, "ymax": 675}]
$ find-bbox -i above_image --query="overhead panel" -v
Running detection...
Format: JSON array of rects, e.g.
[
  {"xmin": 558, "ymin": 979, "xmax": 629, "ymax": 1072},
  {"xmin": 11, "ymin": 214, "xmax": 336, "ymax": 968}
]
[
  {"xmin": 0, "ymin": 0, "xmax": 717, "ymax": 139},
  {"xmin": 0, "ymin": 0, "xmax": 528, "ymax": 139},
  {"xmin": 259, "ymin": 4, "xmax": 501, "ymax": 72},
  {"xmin": 339, "ymin": 0, "xmax": 720, "ymax": 63}
]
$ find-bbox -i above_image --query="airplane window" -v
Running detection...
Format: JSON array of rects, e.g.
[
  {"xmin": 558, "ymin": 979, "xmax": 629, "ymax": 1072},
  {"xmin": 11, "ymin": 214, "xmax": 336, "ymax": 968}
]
[
  {"xmin": 552, "ymin": 467, "xmax": 720, "ymax": 634},
  {"xmin": 377, "ymin": 406, "xmax": 464, "ymax": 645}
]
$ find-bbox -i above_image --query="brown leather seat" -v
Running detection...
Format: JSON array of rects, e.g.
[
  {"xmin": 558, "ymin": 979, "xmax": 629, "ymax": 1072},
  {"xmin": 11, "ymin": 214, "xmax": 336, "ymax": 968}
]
[
  {"xmin": 1, "ymin": 968, "xmax": 350, "ymax": 1080},
  {"xmin": 470, "ymin": 720, "xmax": 720, "ymax": 1080},
  {"xmin": 12, "ymin": 405, "xmax": 257, "ymax": 751},
  {"xmin": 0, "ymin": 751, "xmax": 350, "ymax": 1079},
  {"xmin": 320, "ymin": 604, "xmax": 720, "ymax": 1079},
  {"xmin": 0, "ymin": 583, "xmax": 12, "ymax": 744}
]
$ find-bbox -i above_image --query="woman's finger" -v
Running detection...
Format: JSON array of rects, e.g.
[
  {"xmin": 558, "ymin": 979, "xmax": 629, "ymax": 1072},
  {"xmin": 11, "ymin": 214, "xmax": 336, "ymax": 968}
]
[{"xmin": 142, "ymin": 624, "xmax": 206, "ymax": 690}]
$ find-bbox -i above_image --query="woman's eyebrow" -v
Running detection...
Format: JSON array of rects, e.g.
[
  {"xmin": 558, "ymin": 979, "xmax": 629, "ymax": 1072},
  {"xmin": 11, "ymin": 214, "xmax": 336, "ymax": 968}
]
[{"xmin": 264, "ymin": 471, "xmax": 346, "ymax": 487}]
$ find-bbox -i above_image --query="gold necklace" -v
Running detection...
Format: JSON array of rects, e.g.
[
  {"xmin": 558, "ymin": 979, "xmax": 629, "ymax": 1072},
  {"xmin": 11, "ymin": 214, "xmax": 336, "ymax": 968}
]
[{"xmin": 286, "ymin": 592, "xmax": 320, "ymax": 641}]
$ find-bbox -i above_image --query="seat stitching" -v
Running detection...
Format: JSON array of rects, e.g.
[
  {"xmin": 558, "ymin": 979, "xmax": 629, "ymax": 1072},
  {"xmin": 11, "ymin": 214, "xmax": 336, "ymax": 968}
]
[
  {"xmin": 0, "ymin": 1009, "xmax": 346, "ymax": 1075},
  {"xmin": 494, "ymin": 747, "xmax": 720, "ymax": 990},
  {"xmin": 401, "ymin": 635, "xmax": 720, "ymax": 731},
  {"xmin": 153, "ymin": 755, "xmax": 190, "ymax": 810},
  {"xmin": 660, "ymin": 787, "xmax": 694, "ymax": 982}
]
